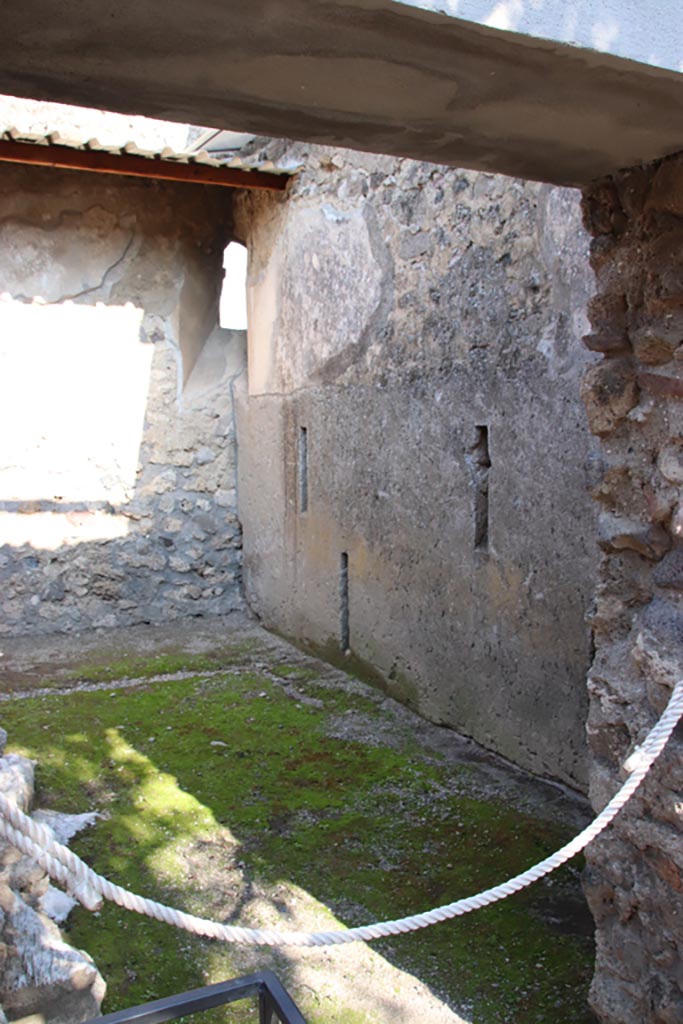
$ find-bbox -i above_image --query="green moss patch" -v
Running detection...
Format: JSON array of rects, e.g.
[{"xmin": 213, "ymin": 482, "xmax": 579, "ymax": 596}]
[
  {"xmin": 62, "ymin": 643, "xmax": 259, "ymax": 684},
  {"xmin": 1, "ymin": 652, "xmax": 595, "ymax": 1024}
]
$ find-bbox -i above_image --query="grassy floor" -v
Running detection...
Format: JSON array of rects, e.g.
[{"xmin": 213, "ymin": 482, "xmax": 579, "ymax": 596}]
[{"xmin": 1, "ymin": 649, "xmax": 596, "ymax": 1024}]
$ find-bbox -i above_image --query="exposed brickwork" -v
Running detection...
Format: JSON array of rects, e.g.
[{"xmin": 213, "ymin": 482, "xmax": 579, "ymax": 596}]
[{"xmin": 581, "ymin": 152, "xmax": 683, "ymax": 1023}]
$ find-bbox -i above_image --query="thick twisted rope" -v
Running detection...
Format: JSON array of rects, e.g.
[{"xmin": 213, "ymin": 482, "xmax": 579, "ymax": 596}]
[{"xmin": 1, "ymin": 680, "xmax": 682, "ymax": 947}]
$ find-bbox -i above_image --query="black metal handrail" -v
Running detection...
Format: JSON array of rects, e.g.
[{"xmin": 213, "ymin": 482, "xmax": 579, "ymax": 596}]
[{"xmin": 86, "ymin": 970, "xmax": 308, "ymax": 1024}]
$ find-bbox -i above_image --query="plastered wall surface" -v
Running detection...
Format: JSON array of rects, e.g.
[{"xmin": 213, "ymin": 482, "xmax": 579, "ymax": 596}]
[
  {"xmin": 235, "ymin": 143, "xmax": 599, "ymax": 790},
  {"xmin": 0, "ymin": 164, "xmax": 244, "ymax": 635}
]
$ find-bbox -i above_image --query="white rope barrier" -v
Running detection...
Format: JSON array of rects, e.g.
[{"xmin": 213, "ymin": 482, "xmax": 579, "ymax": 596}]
[{"xmin": 1, "ymin": 679, "xmax": 682, "ymax": 948}]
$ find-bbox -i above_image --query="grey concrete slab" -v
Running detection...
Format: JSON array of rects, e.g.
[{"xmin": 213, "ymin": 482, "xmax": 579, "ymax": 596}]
[
  {"xmin": 2, "ymin": 0, "xmax": 683, "ymax": 185},
  {"xmin": 398, "ymin": 0, "xmax": 683, "ymax": 75}
]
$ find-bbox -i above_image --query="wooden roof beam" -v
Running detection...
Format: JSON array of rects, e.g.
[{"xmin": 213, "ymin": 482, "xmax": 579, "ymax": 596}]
[{"xmin": 0, "ymin": 138, "xmax": 289, "ymax": 191}]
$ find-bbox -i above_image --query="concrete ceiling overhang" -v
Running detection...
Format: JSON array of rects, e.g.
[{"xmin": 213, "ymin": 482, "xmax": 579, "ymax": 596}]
[{"xmin": 3, "ymin": 0, "xmax": 683, "ymax": 186}]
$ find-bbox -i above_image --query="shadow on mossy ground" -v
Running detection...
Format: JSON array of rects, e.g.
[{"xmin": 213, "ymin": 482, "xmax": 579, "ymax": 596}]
[{"xmin": 0, "ymin": 625, "xmax": 597, "ymax": 1024}]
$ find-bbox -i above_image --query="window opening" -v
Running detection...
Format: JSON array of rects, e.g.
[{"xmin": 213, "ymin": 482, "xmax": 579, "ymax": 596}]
[{"xmin": 219, "ymin": 241, "xmax": 248, "ymax": 330}]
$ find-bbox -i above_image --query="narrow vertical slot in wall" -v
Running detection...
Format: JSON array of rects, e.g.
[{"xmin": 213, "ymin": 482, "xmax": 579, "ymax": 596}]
[
  {"xmin": 298, "ymin": 426, "xmax": 308, "ymax": 513},
  {"xmin": 473, "ymin": 425, "xmax": 491, "ymax": 551},
  {"xmin": 340, "ymin": 551, "xmax": 350, "ymax": 652}
]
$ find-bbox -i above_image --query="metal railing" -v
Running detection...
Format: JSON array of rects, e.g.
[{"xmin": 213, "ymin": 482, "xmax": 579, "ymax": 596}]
[{"xmin": 86, "ymin": 970, "xmax": 308, "ymax": 1024}]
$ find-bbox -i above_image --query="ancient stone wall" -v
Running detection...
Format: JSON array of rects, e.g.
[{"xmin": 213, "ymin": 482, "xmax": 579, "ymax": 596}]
[
  {"xmin": 0, "ymin": 164, "xmax": 245, "ymax": 635},
  {"xmin": 581, "ymin": 154, "xmax": 683, "ymax": 1023},
  {"xmin": 234, "ymin": 142, "xmax": 598, "ymax": 789}
]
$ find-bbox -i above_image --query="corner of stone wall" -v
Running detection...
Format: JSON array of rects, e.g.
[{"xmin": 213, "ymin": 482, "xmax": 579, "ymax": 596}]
[{"xmin": 581, "ymin": 151, "xmax": 683, "ymax": 1024}]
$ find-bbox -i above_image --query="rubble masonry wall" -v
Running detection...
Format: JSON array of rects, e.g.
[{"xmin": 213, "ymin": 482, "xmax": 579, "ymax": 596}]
[
  {"xmin": 0, "ymin": 164, "xmax": 244, "ymax": 635},
  {"xmin": 581, "ymin": 153, "xmax": 683, "ymax": 1023}
]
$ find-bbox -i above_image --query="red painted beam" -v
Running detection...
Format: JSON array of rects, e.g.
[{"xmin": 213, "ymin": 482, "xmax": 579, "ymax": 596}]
[{"xmin": 0, "ymin": 138, "xmax": 289, "ymax": 191}]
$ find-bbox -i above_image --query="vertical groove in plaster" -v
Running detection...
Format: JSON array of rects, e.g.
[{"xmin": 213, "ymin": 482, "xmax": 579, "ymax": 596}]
[
  {"xmin": 298, "ymin": 425, "xmax": 308, "ymax": 513},
  {"xmin": 473, "ymin": 425, "xmax": 491, "ymax": 551},
  {"xmin": 340, "ymin": 551, "xmax": 350, "ymax": 651}
]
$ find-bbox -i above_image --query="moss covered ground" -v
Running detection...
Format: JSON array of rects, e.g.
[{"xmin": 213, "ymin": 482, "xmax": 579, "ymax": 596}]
[{"xmin": 1, "ymin": 635, "xmax": 596, "ymax": 1023}]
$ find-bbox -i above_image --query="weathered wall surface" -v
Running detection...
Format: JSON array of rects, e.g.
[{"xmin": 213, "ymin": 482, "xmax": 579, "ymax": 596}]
[
  {"xmin": 581, "ymin": 154, "xmax": 683, "ymax": 1023},
  {"xmin": 235, "ymin": 143, "xmax": 598, "ymax": 789},
  {"xmin": 0, "ymin": 164, "xmax": 244, "ymax": 635}
]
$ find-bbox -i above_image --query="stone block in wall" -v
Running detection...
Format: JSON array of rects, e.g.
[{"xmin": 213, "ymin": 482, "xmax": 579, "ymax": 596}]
[
  {"xmin": 597, "ymin": 512, "xmax": 670, "ymax": 561},
  {"xmin": 632, "ymin": 599, "xmax": 683, "ymax": 698},
  {"xmin": 630, "ymin": 315, "xmax": 683, "ymax": 365},
  {"xmin": 653, "ymin": 545, "xmax": 683, "ymax": 590},
  {"xmin": 614, "ymin": 167, "xmax": 651, "ymax": 220},
  {"xmin": 657, "ymin": 443, "xmax": 683, "ymax": 483},
  {"xmin": 637, "ymin": 369, "xmax": 683, "ymax": 399},
  {"xmin": 584, "ymin": 293, "xmax": 629, "ymax": 354},
  {"xmin": 589, "ymin": 593, "xmax": 633, "ymax": 639},
  {"xmin": 581, "ymin": 180, "xmax": 627, "ymax": 237},
  {"xmin": 581, "ymin": 358, "xmax": 639, "ymax": 435},
  {"xmin": 645, "ymin": 159, "xmax": 683, "ymax": 217}
]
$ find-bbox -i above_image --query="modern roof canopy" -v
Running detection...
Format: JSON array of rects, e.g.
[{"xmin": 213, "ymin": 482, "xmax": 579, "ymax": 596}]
[{"xmin": 0, "ymin": 127, "xmax": 291, "ymax": 191}]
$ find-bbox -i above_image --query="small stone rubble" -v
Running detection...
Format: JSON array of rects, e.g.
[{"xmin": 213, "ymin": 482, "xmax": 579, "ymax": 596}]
[
  {"xmin": 581, "ymin": 152, "xmax": 683, "ymax": 1023},
  {"xmin": 0, "ymin": 728, "xmax": 105, "ymax": 1024}
]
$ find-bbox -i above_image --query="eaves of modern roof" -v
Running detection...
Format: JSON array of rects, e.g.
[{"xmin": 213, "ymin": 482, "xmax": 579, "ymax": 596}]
[{"xmin": 0, "ymin": 127, "xmax": 295, "ymax": 191}]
